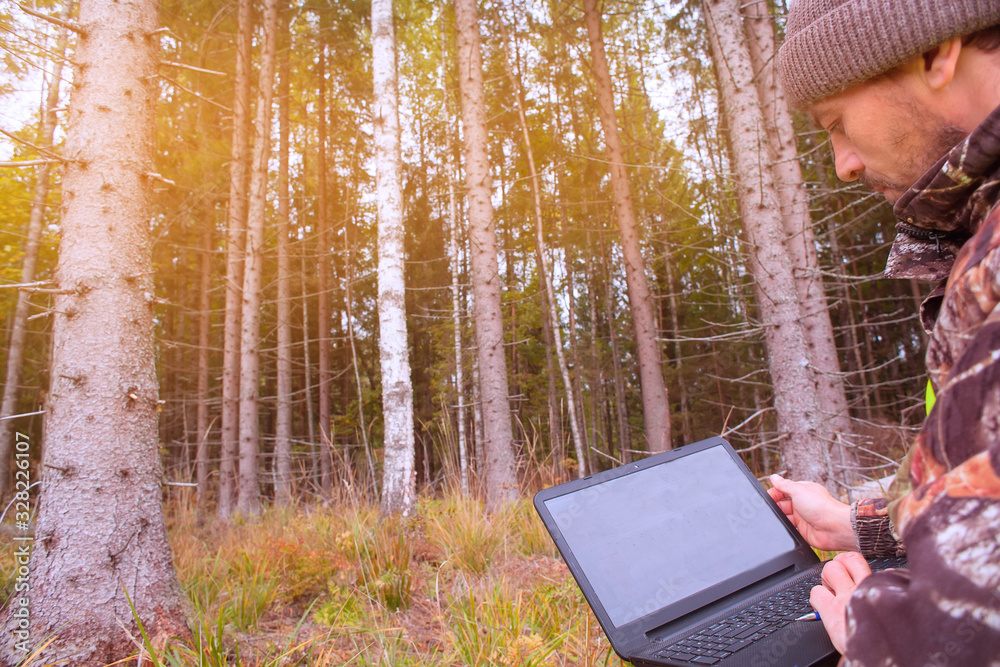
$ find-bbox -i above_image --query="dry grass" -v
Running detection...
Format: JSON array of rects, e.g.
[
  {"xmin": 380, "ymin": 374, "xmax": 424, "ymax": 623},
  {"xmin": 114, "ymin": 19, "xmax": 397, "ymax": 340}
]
[
  {"xmin": 0, "ymin": 487, "xmax": 623, "ymax": 665},
  {"xmin": 153, "ymin": 492, "xmax": 622, "ymax": 666}
]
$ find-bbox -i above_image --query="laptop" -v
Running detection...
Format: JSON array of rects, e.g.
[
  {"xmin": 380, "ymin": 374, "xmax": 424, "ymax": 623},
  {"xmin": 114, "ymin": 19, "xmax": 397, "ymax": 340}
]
[{"xmin": 534, "ymin": 436, "xmax": 900, "ymax": 667}]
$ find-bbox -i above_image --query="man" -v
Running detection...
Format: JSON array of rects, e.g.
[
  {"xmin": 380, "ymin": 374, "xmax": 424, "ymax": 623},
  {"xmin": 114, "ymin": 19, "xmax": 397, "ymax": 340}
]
[{"xmin": 769, "ymin": 0, "xmax": 1000, "ymax": 663}]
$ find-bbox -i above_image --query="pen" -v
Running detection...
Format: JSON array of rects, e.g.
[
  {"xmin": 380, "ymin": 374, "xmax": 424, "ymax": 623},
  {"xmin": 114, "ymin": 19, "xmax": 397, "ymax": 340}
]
[{"xmin": 795, "ymin": 611, "xmax": 821, "ymax": 621}]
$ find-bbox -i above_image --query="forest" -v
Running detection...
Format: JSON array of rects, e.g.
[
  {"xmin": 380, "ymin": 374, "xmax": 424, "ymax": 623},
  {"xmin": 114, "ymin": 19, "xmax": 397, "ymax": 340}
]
[{"xmin": 0, "ymin": 0, "xmax": 929, "ymax": 664}]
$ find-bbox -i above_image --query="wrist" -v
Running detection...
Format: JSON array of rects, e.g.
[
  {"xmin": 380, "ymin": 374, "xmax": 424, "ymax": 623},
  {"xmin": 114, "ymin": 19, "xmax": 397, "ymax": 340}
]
[{"xmin": 832, "ymin": 501, "xmax": 856, "ymax": 552}]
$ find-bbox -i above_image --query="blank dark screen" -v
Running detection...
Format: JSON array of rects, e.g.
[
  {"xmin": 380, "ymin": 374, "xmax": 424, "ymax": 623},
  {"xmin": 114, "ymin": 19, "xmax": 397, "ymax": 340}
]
[{"xmin": 545, "ymin": 445, "xmax": 796, "ymax": 627}]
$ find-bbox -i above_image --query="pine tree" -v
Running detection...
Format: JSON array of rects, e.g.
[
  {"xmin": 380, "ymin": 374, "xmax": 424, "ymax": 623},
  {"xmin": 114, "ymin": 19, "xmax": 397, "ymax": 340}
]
[
  {"xmin": 454, "ymin": 0, "xmax": 518, "ymax": 509},
  {"xmin": 0, "ymin": 0, "xmax": 188, "ymax": 661}
]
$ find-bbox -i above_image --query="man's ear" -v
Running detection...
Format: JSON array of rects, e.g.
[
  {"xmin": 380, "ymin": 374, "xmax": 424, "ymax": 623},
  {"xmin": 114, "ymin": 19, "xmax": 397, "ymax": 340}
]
[{"xmin": 922, "ymin": 37, "xmax": 963, "ymax": 91}]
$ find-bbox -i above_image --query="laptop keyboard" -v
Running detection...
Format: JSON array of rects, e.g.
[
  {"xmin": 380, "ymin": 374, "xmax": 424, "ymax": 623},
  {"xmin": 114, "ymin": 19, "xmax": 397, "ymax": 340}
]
[{"xmin": 654, "ymin": 556, "xmax": 907, "ymax": 665}]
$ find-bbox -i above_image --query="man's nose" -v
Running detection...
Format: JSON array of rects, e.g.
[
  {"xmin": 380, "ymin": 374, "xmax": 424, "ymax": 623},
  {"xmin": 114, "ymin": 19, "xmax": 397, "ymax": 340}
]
[{"xmin": 832, "ymin": 137, "xmax": 863, "ymax": 182}]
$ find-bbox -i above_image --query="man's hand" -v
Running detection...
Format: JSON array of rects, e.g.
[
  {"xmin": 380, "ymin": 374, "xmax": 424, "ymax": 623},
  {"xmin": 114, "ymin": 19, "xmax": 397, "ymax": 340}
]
[
  {"xmin": 768, "ymin": 475, "xmax": 855, "ymax": 552},
  {"xmin": 810, "ymin": 552, "xmax": 872, "ymax": 654}
]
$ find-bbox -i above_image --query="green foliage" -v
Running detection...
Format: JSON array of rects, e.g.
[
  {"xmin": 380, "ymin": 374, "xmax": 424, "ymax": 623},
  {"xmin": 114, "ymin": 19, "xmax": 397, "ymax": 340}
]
[
  {"xmin": 312, "ymin": 581, "xmax": 364, "ymax": 627},
  {"xmin": 353, "ymin": 515, "xmax": 415, "ymax": 612},
  {"xmin": 446, "ymin": 581, "xmax": 565, "ymax": 667},
  {"xmin": 424, "ymin": 494, "xmax": 502, "ymax": 575},
  {"xmin": 225, "ymin": 555, "xmax": 281, "ymax": 632}
]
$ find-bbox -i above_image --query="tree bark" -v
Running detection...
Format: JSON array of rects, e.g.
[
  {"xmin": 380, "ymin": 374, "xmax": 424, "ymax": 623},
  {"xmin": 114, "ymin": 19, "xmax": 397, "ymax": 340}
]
[
  {"xmin": 498, "ymin": 16, "xmax": 587, "ymax": 477},
  {"xmin": 219, "ymin": 0, "xmax": 253, "ymax": 518},
  {"xmin": 195, "ymin": 222, "xmax": 212, "ymax": 505},
  {"xmin": 0, "ymin": 0, "xmax": 188, "ymax": 661},
  {"xmin": 741, "ymin": 4, "xmax": 857, "ymax": 483},
  {"xmin": 274, "ymin": 8, "xmax": 293, "ymax": 506},
  {"xmin": 454, "ymin": 0, "xmax": 518, "ymax": 510},
  {"xmin": 316, "ymin": 29, "xmax": 333, "ymax": 499},
  {"xmin": 0, "ymin": 13, "xmax": 69, "ymax": 500},
  {"xmin": 237, "ymin": 0, "xmax": 279, "ymax": 516},
  {"xmin": 582, "ymin": 0, "xmax": 671, "ymax": 453},
  {"xmin": 440, "ymin": 3, "xmax": 469, "ymax": 493},
  {"xmin": 703, "ymin": 0, "xmax": 830, "ymax": 485},
  {"xmin": 600, "ymin": 240, "xmax": 633, "ymax": 463},
  {"xmin": 373, "ymin": 0, "xmax": 415, "ymax": 515}
]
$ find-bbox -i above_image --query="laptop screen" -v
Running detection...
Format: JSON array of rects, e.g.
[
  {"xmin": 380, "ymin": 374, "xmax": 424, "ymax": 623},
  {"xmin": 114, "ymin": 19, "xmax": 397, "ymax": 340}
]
[{"xmin": 543, "ymin": 444, "xmax": 797, "ymax": 627}]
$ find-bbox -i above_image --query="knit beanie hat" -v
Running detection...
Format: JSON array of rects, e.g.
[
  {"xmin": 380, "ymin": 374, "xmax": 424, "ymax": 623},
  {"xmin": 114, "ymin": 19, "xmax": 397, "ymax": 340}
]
[{"xmin": 777, "ymin": 0, "xmax": 1000, "ymax": 109}]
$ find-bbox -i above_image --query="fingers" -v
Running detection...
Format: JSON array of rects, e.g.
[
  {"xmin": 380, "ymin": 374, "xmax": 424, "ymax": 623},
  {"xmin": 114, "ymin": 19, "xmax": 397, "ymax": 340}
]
[
  {"xmin": 809, "ymin": 580, "xmax": 834, "ymax": 612},
  {"xmin": 769, "ymin": 474, "xmax": 790, "ymax": 497},
  {"xmin": 835, "ymin": 551, "xmax": 872, "ymax": 581},
  {"xmin": 820, "ymin": 552, "xmax": 872, "ymax": 594},
  {"xmin": 768, "ymin": 475, "xmax": 792, "ymax": 508}
]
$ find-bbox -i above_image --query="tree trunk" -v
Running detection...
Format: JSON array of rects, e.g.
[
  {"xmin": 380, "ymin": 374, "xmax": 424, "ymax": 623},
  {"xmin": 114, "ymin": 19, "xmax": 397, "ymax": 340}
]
[
  {"xmin": 0, "ymin": 14, "xmax": 69, "ymax": 500},
  {"xmin": 742, "ymin": 4, "xmax": 856, "ymax": 482},
  {"xmin": 601, "ymin": 240, "xmax": 633, "ymax": 463},
  {"xmin": 454, "ymin": 0, "xmax": 518, "ymax": 510},
  {"xmin": 499, "ymin": 17, "xmax": 587, "ymax": 477},
  {"xmin": 237, "ymin": 0, "xmax": 279, "ymax": 516},
  {"xmin": 449, "ymin": 175, "xmax": 469, "ymax": 493},
  {"xmin": 663, "ymin": 234, "xmax": 694, "ymax": 444},
  {"xmin": 316, "ymin": 30, "xmax": 333, "ymax": 499},
  {"xmin": 195, "ymin": 222, "xmax": 212, "ymax": 505},
  {"xmin": 0, "ymin": 0, "xmax": 188, "ymax": 661},
  {"xmin": 441, "ymin": 1, "xmax": 469, "ymax": 493},
  {"xmin": 703, "ymin": 0, "xmax": 829, "ymax": 485},
  {"xmin": 219, "ymin": 0, "xmax": 253, "ymax": 518},
  {"xmin": 582, "ymin": 0, "xmax": 671, "ymax": 453},
  {"xmin": 301, "ymin": 248, "xmax": 317, "ymax": 478},
  {"xmin": 373, "ymin": 0, "xmax": 415, "ymax": 515},
  {"xmin": 274, "ymin": 9, "xmax": 293, "ymax": 507}
]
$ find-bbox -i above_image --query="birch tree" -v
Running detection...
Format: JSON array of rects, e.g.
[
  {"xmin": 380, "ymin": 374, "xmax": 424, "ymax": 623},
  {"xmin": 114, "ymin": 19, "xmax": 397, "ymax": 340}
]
[
  {"xmin": 582, "ymin": 0, "xmax": 671, "ymax": 453},
  {"xmin": 0, "ymin": 0, "xmax": 188, "ymax": 661},
  {"xmin": 372, "ymin": 0, "xmax": 415, "ymax": 515},
  {"xmin": 440, "ymin": 1, "xmax": 469, "ymax": 494},
  {"xmin": 238, "ymin": 0, "xmax": 279, "ymax": 516},
  {"xmin": 703, "ymin": 0, "xmax": 830, "ymax": 485},
  {"xmin": 454, "ymin": 0, "xmax": 518, "ymax": 510}
]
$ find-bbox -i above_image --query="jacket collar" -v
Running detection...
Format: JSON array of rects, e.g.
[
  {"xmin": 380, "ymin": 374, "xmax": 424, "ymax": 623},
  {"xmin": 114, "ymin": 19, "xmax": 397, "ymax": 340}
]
[{"xmin": 884, "ymin": 103, "xmax": 1000, "ymax": 281}]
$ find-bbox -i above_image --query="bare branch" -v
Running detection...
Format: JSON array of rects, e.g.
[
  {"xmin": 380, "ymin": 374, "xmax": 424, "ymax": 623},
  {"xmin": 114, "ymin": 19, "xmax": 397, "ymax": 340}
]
[
  {"xmin": 0, "ymin": 409, "xmax": 46, "ymax": 422},
  {"xmin": 0, "ymin": 128, "xmax": 64, "ymax": 162},
  {"xmin": 0, "ymin": 160, "xmax": 62, "ymax": 168},
  {"xmin": 0, "ymin": 280, "xmax": 53, "ymax": 290},
  {"xmin": 157, "ymin": 75, "xmax": 232, "ymax": 112},
  {"xmin": 144, "ymin": 172, "xmax": 177, "ymax": 186},
  {"xmin": 159, "ymin": 60, "xmax": 227, "ymax": 77},
  {"xmin": 18, "ymin": 3, "xmax": 84, "ymax": 36}
]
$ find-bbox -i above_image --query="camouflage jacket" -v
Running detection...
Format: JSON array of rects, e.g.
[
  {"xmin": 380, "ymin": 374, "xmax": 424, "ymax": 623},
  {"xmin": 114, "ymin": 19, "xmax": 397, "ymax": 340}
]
[{"xmin": 844, "ymin": 104, "xmax": 1000, "ymax": 664}]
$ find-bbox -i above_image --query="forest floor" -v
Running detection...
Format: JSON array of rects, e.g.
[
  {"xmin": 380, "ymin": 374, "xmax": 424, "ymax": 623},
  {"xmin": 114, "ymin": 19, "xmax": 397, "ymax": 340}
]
[
  {"xmin": 2, "ymin": 490, "xmax": 624, "ymax": 666},
  {"xmin": 160, "ymin": 491, "xmax": 622, "ymax": 666}
]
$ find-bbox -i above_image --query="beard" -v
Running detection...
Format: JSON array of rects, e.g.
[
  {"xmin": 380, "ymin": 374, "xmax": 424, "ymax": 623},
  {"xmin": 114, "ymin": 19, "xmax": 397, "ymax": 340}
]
[{"xmin": 860, "ymin": 119, "xmax": 968, "ymax": 198}]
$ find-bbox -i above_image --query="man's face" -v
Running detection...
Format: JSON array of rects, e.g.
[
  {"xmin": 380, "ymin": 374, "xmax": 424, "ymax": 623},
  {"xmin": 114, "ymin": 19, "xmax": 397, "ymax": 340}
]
[{"xmin": 810, "ymin": 74, "xmax": 967, "ymax": 204}]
